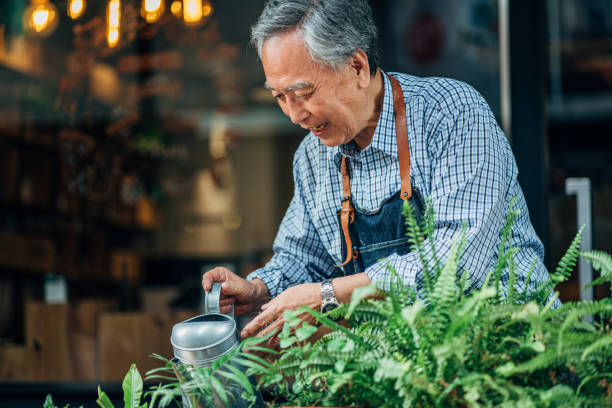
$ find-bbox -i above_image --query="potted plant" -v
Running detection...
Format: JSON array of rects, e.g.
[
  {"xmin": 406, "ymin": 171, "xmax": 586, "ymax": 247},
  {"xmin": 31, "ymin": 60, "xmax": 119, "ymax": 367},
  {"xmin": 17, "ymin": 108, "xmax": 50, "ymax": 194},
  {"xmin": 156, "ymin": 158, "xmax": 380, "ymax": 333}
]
[
  {"xmin": 43, "ymin": 200, "xmax": 612, "ymax": 407},
  {"xmin": 239, "ymin": 200, "xmax": 612, "ymax": 407}
]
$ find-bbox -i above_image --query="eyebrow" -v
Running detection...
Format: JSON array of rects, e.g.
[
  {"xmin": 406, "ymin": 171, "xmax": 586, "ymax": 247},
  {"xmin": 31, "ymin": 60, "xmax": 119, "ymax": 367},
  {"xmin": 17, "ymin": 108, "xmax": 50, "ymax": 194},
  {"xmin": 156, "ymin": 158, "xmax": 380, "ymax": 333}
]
[{"xmin": 264, "ymin": 80, "xmax": 313, "ymax": 93}]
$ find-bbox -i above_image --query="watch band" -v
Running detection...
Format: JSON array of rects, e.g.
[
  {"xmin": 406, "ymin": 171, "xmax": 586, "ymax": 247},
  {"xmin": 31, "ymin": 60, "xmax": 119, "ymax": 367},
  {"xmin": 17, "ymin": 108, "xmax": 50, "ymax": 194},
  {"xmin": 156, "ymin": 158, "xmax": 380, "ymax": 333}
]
[{"xmin": 321, "ymin": 279, "xmax": 339, "ymax": 311}]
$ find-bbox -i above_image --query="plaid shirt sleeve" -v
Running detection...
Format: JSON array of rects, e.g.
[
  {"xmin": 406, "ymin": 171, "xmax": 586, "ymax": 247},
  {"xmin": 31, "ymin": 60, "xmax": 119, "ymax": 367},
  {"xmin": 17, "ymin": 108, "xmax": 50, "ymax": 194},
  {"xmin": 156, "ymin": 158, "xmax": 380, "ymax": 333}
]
[
  {"xmin": 365, "ymin": 99, "xmax": 525, "ymax": 293},
  {"xmin": 246, "ymin": 143, "xmax": 336, "ymax": 298}
]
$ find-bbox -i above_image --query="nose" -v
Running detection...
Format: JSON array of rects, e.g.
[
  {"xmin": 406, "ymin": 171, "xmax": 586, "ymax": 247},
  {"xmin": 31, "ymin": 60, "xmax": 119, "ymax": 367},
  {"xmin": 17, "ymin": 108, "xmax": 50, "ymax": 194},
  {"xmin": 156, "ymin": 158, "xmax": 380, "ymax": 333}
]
[{"xmin": 285, "ymin": 99, "xmax": 309, "ymax": 126}]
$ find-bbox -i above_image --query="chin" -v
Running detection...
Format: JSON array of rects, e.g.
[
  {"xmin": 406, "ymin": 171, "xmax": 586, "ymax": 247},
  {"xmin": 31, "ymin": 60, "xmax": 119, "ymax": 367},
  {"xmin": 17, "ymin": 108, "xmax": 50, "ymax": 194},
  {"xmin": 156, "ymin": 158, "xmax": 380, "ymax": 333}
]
[
  {"xmin": 318, "ymin": 137, "xmax": 342, "ymax": 147},
  {"xmin": 315, "ymin": 131, "xmax": 351, "ymax": 148}
]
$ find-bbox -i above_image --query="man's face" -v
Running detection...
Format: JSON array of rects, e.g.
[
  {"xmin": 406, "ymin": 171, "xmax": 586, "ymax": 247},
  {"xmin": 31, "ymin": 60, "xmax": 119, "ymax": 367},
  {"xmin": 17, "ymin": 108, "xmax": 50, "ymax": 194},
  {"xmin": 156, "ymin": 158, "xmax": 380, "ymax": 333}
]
[{"xmin": 261, "ymin": 30, "xmax": 368, "ymax": 147}]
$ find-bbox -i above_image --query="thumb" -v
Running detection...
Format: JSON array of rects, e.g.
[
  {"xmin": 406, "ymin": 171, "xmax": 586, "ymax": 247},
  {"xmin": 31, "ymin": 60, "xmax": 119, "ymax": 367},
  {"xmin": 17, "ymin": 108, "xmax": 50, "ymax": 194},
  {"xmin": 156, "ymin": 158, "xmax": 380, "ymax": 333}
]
[{"xmin": 202, "ymin": 267, "xmax": 229, "ymax": 291}]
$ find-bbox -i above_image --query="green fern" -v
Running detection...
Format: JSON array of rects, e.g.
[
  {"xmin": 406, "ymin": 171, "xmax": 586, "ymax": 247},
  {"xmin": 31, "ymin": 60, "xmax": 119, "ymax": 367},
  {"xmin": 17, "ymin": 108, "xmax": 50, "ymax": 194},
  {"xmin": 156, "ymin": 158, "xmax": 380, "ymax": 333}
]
[
  {"xmin": 582, "ymin": 250, "xmax": 612, "ymax": 290},
  {"xmin": 533, "ymin": 226, "xmax": 584, "ymax": 305},
  {"xmin": 403, "ymin": 199, "xmax": 435, "ymax": 298},
  {"xmin": 234, "ymin": 200, "xmax": 612, "ymax": 408},
  {"xmin": 553, "ymin": 225, "xmax": 585, "ymax": 284}
]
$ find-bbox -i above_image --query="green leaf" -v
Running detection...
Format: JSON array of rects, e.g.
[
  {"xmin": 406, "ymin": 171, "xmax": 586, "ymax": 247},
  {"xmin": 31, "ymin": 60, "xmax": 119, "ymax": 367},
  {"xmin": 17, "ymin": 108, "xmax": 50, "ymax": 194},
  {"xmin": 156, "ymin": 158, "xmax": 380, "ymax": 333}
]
[
  {"xmin": 347, "ymin": 280, "xmax": 378, "ymax": 318},
  {"xmin": 329, "ymin": 373, "xmax": 353, "ymax": 394},
  {"xmin": 581, "ymin": 335, "xmax": 612, "ymax": 361},
  {"xmin": 279, "ymin": 322, "xmax": 291, "ymax": 339},
  {"xmin": 295, "ymin": 323, "xmax": 318, "ymax": 341},
  {"xmin": 401, "ymin": 299, "xmax": 425, "ymax": 325},
  {"xmin": 341, "ymin": 339, "xmax": 355, "ymax": 353},
  {"xmin": 210, "ymin": 375, "xmax": 229, "ymax": 408},
  {"xmin": 465, "ymin": 386, "xmax": 480, "ymax": 404},
  {"xmin": 96, "ymin": 386, "xmax": 115, "ymax": 408},
  {"xmin": 292, "ymin": 380, "xmax": 304, "ymax": 394},
  {"xmin": 122, "ymin": 364, "xmax": 143, "ymax": 408},
  {"xmin": 280, "ymin": 336, "xmax": 297, "ymax": 349},
  {"xmin": 495, "ymin": 362, "xmax": 517, "ymax": 377},
  {"xmin": 326, "ymin": 337, "xmax": 345, "ymax": 353},
  {"xmin": 283, "ymin": 309, "xmax": 302, "ymax": 327},
  {"xmin": 582, "ymin": 250, "xmax": 612, "ymax": 291},
  {"xmin": 43, "ymin": 395, "xmax": 57, "ymax": 408},
  {"xmin": 217, "ymin": 365, "xmax": 253, "ymax": 396},
  {"xmin": 263, "ymin": 373, "xmax": 283, "ymax": 387}
]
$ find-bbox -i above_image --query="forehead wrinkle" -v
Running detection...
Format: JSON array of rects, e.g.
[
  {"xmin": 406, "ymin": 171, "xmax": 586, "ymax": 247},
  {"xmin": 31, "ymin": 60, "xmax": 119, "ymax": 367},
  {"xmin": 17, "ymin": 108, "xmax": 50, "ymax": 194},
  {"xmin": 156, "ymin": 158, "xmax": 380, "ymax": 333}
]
[{"xmin": 264, "ymin": 80, "xmax": 313, "ymax": 93}]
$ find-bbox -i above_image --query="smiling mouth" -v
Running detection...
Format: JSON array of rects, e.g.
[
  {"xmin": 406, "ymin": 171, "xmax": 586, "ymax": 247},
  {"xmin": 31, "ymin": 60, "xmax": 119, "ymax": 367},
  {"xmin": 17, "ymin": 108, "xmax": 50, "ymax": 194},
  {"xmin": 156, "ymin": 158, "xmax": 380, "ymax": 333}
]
[{"xmin": 312, "ymin": 122, "xmax": 329, "ymax": 132}]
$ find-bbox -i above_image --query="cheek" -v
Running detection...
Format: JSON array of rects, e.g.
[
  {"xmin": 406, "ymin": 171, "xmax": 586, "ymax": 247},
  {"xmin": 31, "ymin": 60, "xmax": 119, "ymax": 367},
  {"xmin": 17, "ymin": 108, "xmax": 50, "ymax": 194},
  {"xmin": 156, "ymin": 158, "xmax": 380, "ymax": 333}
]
[{"xmin": 278, "ymin": 102, "xmax": 290, "ymax": 117}]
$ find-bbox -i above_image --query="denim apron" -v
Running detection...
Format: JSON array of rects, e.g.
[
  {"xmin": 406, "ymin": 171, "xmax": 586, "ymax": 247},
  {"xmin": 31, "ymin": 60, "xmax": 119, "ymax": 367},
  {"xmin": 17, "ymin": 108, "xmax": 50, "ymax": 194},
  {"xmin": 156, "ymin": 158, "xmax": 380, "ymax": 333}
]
[{"xmin": 336, "ymin": 75, "xmax": 424, "ymax": 276}]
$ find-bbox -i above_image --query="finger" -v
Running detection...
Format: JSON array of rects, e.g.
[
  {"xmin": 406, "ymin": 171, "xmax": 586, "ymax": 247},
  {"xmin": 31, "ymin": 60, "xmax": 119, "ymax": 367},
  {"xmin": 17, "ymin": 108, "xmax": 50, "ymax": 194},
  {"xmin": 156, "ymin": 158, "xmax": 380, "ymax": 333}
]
[
  {"xmin": 220, "ymin": 305, "xmax": 234, "ymax": 314},
  {"xmin": 218, "ymin": 296, "xmax": 236, "ymax": 306},
  {"xmin": 241, "ymin": 306, "xmax": 275, "ymax": 338},
  {"xmin": 202, "ymin": 267, "xmax": 230, "ymax": 291},
  {"xmin": 257, "ymin": 318, "xmax": 285, "ymax": 338}
]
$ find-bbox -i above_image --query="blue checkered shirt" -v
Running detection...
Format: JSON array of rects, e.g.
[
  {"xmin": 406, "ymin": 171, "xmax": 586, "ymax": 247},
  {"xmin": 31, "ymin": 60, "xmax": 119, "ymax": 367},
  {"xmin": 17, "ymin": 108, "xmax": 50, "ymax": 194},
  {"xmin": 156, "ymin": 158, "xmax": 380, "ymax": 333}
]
[{"xmin": 247, "ymin": 71, "xmax": 553, "ymax": 300}]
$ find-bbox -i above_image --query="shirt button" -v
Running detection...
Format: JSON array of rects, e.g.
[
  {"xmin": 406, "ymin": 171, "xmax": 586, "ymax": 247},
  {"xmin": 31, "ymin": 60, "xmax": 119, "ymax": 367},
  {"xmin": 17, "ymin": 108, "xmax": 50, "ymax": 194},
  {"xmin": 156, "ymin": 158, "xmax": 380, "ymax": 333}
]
[{"xmin": 369, "ymin": 170, "xmax": 376, "ymax": 177}]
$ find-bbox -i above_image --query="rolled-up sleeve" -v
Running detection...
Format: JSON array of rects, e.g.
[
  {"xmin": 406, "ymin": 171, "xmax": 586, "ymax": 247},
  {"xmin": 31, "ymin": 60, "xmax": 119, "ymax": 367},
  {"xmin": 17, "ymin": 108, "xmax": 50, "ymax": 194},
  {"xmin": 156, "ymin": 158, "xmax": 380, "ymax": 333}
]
[{"xmin": 247, "ymin": 147, "xmax": 336, "ymax": 298}]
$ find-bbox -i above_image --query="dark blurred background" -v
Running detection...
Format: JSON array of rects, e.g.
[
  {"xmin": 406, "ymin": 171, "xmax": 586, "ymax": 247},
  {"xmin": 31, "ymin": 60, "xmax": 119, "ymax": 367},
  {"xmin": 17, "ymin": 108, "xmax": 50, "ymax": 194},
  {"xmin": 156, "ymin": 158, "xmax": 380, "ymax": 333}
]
[{"xmin": 0, "ymin": 0, "xmax": 610, "ymax": 405}]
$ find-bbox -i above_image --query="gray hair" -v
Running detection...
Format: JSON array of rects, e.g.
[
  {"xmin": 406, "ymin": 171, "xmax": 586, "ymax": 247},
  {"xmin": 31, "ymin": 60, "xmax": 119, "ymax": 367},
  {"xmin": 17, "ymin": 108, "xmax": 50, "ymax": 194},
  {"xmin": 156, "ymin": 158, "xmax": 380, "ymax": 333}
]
[{"xmin": 251, "ymin": 0, "xmax": 378, "ymax": 75}]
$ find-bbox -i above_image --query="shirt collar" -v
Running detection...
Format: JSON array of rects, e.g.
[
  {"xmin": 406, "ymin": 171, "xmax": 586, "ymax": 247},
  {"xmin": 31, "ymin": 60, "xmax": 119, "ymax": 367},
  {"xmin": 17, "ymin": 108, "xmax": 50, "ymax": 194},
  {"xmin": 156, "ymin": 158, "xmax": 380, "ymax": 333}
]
[{"xmin": 331, "ymin": 70, "xmax": 398, "ymax": 170}]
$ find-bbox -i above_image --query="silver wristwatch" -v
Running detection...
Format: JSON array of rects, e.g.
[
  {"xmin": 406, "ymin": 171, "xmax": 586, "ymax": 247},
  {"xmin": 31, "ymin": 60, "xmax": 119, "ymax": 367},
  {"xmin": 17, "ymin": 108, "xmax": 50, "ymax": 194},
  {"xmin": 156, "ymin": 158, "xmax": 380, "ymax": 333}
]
[{"xmin": 321, "ymin": 279, "xmax": 340, "ymax": 315}]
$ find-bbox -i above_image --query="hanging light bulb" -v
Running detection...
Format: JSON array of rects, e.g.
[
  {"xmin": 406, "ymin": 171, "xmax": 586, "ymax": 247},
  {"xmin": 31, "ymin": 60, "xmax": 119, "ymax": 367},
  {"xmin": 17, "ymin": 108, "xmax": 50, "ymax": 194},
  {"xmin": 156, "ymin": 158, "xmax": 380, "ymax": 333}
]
[
  {"xmin": 107, "ymin": 0, "xmax": 121, "ymax": 48},
  {"xmin": 22, "ymin": 0, "xmax": 59, "ymax": 37},
  {"xmin": 141, "ymin": 0, "xmax": 164, "ymax": 24},
  {"xmin": 170, "ymin": 0, "xmax": 182, "ymax": 18},
  {"xmin": 68, "ymin": 0, "xmax": 86, "ymax": 19},
  {"xmin": 182, "ymin": 0, "xmax": 213, "ymax": 26},
  {"xmin": 202, "ymin": 0, "xmax": 213, "ymax": 18}
]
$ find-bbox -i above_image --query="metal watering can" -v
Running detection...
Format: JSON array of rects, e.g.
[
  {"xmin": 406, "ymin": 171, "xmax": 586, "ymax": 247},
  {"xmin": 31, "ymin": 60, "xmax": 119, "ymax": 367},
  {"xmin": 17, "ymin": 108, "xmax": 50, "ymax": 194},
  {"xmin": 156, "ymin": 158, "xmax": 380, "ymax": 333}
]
[{"xmin": 170, "ymin": 283, "xmax": 264, "ymax": 408}]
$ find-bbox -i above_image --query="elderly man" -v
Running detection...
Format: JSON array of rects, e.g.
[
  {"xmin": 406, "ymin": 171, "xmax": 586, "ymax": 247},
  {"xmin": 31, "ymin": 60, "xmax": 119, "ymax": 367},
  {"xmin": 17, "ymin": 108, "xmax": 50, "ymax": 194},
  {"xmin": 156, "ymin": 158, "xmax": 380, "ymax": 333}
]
[{"xmin": 202, "ymin": 0, "xmax": 554, "ymax": 339}]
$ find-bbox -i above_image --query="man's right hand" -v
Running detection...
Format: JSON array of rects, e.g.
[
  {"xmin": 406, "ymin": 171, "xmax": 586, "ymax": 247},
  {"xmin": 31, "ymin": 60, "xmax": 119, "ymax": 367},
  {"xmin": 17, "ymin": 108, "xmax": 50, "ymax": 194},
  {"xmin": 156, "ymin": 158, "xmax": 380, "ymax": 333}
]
[{"xmin": 201, "ymin": 267, "xmax": 270, "ymax": 316}]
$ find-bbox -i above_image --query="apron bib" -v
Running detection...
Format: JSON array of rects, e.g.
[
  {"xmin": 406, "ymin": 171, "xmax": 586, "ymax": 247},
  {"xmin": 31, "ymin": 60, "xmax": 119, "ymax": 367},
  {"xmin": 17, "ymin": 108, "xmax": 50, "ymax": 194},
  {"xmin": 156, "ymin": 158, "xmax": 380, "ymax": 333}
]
[{"xmin": 336, "ymin": 75, "xmax": 424, "ymax": 276}]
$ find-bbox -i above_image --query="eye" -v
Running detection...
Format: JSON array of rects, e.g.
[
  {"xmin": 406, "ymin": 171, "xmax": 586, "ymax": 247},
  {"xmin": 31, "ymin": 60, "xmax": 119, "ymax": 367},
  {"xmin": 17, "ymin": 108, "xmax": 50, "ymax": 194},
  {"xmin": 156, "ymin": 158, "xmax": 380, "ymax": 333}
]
[
  {"xmin": 273, "ymin": 93, "xmax": 285, "ymax": 101},
  {"xmin": 295, "ymin": 90, "xmax": 314, "ymax": 99}
]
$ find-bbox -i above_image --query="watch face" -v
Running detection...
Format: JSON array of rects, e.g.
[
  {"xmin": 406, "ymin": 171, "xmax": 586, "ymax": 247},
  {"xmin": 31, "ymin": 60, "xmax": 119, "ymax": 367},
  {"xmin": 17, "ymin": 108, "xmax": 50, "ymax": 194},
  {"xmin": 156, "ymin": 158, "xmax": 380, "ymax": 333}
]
[{"xmin": 322, "ymin": 302, "xmax": 339, "ymax": 314}]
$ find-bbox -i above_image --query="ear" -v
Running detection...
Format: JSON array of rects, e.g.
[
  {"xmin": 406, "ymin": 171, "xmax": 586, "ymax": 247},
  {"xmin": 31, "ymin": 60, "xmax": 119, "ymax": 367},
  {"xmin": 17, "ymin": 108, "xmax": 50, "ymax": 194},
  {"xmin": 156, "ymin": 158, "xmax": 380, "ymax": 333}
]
[{"xmin": 349, "ymin": 49, "xmax": 371, "ymax": 89}]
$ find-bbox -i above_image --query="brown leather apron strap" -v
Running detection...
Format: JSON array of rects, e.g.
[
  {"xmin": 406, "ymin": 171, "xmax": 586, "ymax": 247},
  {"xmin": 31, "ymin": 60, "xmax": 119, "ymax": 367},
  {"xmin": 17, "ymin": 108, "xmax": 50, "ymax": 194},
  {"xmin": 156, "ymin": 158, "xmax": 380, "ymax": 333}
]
[
  {"xmin": 336, "ymin": 155, "xmax": 355, "ymax": 267},
  {"xmin": 335, "ymin": 74, "xmax": 412, "ymax": 268},
  {"xmin": 389, "ymin": 75, "xmax": 412, "ymax": 200}
]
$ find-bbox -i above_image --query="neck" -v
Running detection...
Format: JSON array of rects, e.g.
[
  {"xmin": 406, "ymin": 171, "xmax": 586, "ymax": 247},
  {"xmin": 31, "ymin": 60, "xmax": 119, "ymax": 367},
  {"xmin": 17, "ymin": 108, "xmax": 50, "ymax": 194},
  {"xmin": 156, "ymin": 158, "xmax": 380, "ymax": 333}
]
[{"xmin": 353, "ymin": 69, "xmax": 385, "ymax": 150}]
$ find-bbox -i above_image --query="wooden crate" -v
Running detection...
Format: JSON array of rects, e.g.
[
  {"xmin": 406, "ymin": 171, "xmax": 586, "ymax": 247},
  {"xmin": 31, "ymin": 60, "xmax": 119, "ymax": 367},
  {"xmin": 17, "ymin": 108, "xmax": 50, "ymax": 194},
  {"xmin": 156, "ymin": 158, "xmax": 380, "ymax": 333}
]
[
  {"xmin": 21, "ymin": 300, "xmax": 115, "ymax": 382},
  {"xmin": 69, "ymin": 299, "xmax": 115, "ymax": 381},
  {"xmin": 99, "ymin": 310, "xmax": 193, "ymax": 381},
  {"xmin": 0, "ymin": 345, "xmax": 33, "ymax": 381},
  {"xmin": 25, "ymin": 303, "xmax": 73, "ymax": 381}
]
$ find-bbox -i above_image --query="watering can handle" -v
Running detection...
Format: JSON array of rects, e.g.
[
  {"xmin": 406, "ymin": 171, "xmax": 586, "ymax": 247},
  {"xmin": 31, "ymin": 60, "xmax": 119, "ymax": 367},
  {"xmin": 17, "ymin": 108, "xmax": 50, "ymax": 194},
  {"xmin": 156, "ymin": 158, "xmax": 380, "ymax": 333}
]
[{"xmin": 205, "ymin": 282, "xmax": 234, "ymax": 317}]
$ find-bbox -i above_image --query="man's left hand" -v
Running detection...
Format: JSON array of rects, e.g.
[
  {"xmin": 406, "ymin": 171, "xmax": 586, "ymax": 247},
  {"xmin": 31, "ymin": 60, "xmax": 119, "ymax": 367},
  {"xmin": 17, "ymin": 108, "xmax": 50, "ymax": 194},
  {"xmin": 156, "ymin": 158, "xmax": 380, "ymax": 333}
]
[{"xmin": 240, "ymin": 282, "xmax": 321, "ymax": 339}]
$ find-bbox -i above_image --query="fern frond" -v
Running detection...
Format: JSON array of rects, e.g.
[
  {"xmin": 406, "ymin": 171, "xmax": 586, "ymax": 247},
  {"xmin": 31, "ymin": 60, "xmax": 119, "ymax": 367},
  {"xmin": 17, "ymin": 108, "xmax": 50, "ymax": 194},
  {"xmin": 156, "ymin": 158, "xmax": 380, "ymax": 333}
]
[
  {"xmin": 421, "ymin": 198, "xmax": 443, "ymax": 277},
  {"xmin": 430, "ymin": 235, "xmax": 461, "ymax": 310},
  {"xmin": 403, "ymin": 199, "xmax": 434, "ymax": 297},
  {"xmin": 553, "ymin": 225, "xmax": 584, "ymax": 284},
  {"xmin": 457, "ymin": 268, "xmax": 472, "ymax": 302},
  {"xmin": 427, "ymin": 235, "xmax": 462, "ymax": 339},
  {"xmin": 492, "ymin": 197, "xmax": 520, "ymax": 300},
  {"xmin": 582, "ymin": 250, "xmax": 612, "ymax": 290},
  {"xmin": 507, "ymin": 252, "xmax": 518, "ymax": 304},
  {"xmin": 558, "ymin": 302, "xmax": 612, "ymax": 349}
]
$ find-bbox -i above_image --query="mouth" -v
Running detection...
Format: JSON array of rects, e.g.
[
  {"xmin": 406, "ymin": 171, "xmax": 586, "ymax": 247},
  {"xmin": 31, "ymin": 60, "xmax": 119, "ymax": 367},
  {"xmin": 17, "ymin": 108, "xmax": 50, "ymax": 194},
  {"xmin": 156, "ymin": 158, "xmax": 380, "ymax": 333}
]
[{"xmin": 311, "ymin": 121, "xmax": 329, "ymax": 136}]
